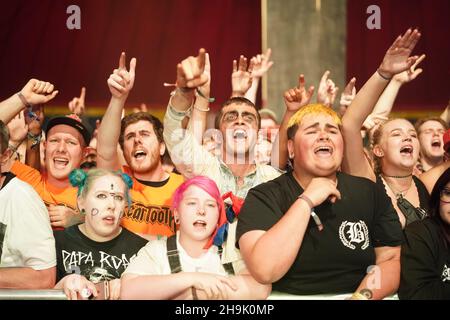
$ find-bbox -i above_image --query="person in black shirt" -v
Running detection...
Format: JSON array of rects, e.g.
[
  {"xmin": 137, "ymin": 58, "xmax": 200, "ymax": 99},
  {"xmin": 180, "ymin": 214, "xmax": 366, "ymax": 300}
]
[
  {"xmin": 399, "ymin": 167, "xmax": 450, "ymax": 299},
  {"xmin": 237, "ymin": 101, "xmax": 404, "ymax": 299},
  {"xmin": 54, "ymin": 169, "xmax": 147, "ymax": 300}
]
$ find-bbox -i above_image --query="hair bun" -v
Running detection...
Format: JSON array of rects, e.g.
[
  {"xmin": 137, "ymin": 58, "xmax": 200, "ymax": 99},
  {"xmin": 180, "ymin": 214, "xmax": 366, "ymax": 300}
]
[
  {"xmin": 69, "ymin": 169, "xmax": 87, "ymax": 188},
  {"xmin": 121, "ymin": 173, "xmax": 133, "ymax": 189}
]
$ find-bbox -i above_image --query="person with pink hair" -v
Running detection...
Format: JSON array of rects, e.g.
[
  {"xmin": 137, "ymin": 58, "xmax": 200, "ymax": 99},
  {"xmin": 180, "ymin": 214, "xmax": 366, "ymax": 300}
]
[{"xmin": 121, "ymin": 176, "xmax": 270, "ymax": 300}]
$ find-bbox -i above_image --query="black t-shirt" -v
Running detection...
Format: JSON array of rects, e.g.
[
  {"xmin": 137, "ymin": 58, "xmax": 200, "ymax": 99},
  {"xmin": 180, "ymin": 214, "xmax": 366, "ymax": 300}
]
[
  {"xmin": 236, "ymin": 171, "xmax": 403, "ymax": 295},
  {"xmin": 54, "ymin": 225, "xmax": 148, "ymax": 282},
  {"xmin": 399, "ymin": 218, "xmax": 450, "ymax": 300}
]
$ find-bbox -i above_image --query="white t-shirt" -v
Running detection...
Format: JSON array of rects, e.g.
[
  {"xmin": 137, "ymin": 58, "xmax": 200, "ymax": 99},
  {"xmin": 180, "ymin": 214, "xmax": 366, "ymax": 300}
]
[
  {"xmin": 0, "ymin": 175, "xmax": 56, "ymax": 270},
  {"xmin": 123, "ymin": 232, "xmax": 245, "ymax": 276}
]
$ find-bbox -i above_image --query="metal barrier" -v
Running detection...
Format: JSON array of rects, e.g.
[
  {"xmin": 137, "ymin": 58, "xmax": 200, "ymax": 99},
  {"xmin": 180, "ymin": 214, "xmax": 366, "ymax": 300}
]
[{"xmin": 0, "ymin": 289, "xmax": 67, "ymax": 300}]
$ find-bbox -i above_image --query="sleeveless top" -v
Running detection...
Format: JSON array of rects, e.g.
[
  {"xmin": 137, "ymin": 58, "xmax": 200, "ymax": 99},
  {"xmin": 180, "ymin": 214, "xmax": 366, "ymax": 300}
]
[{"xmin": 376, "ymin": 175, "xmax": 430, "ymax": 226}]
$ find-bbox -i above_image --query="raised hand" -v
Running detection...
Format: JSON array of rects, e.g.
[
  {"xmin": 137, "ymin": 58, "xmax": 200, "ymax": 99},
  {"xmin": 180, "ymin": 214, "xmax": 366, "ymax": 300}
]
[
  {"xmin": 198, "ymin": 52, "xmax": 212, "ymax": 98},
  {"xmin": 231, "ymin": 55, "xmax": 254, "ymax": 97},
  {"xmin": 393, "ymin": 53, "xmax": 426, "ymax": 84},
  {"xmin": 283, "ymin": 74, "xmax": 315, "ymax": 112},
  {"xmin": 132, "ymin": 103, "xmax": 148, "ymax": 114},
  {"xmin": 107, "ymin": 52, "xmax": 137, "ymax": 99},
  {"xmin": 7, "ymin": 111, "xmax": 28, "ymax": 143},
  {"xmin": 340, "ymin": 77, "xmax": 357, "ymax": 107},
  {"xmin": 68, "ymin": 87, "xmax": 86, "ymax": 116},
  {"xmin": 20, "ymin": 79, "xmax": 58, "ymax": 106},
  {"xmin": 25, "ymin": 104, "xmax": 45, "ymax": 135},
  {"xmin": 176, "ymin": 48, "xmax": 208, "ymax": 89},
  {"xmin": 378, "ymin": 28, "xmax": 422, "ymax": 79},
  {"xmin": 251, "ymin": 48, "xmax": 274, "ymax": 79},
  {"xmin": 317, "ymin": 71, "xmax": 339, "ymax": 107}
]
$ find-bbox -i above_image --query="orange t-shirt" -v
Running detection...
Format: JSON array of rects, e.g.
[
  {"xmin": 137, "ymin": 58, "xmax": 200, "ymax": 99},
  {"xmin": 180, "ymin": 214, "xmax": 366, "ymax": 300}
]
[
  {"xmin": 11, "ymin": 161, "xmax": 78, "ymax": 211},
  {"xmin": 121, "ymin": 167, "xmax": 184, "ymax": 239}
]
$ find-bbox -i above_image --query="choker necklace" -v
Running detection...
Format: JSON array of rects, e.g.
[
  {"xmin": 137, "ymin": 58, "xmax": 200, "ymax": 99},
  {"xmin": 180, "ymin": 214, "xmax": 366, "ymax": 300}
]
[{"xmin": 382, "ymin": 173, "xmax": 413, "ymax": 179}]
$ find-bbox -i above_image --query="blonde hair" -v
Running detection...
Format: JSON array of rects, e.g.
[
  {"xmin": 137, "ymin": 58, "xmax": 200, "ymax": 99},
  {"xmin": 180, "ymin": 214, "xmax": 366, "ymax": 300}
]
[{"xmin": 287, "ymin": 104, "xmax": 341, "ymax": 139}]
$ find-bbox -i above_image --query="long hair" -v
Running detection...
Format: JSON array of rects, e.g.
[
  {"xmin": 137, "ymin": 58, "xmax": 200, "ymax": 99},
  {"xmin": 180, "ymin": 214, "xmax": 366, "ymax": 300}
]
[
  {"xmin": 429, "ymin": 167, "xmax": 450, "ymax": 248},
  {"xmin": 172, "ymin": 176, "xmax": 226, "ymax": 249}
]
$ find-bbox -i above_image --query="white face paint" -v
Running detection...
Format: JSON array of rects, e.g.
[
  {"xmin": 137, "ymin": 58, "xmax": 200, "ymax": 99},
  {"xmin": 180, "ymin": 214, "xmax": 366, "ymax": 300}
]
[{"xmin": 79, "ymin": 175, "xmax": 127, "ymax": 241}]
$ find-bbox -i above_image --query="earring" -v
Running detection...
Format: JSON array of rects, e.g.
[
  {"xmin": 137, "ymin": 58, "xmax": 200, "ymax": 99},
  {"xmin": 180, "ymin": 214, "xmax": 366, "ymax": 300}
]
[
  {"xmin": 80, "ymin": 208, "xmax": 86, "ymax": 214},
  {"xmin": 174, "ymin": 216, "xmax": 180, "ymax": 224}
]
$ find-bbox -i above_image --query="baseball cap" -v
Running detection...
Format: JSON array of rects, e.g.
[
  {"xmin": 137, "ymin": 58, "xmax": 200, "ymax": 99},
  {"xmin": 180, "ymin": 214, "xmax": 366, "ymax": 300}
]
[{"xmin": 45, "ymin": 114, "xmax": 91, "ymax": 146}]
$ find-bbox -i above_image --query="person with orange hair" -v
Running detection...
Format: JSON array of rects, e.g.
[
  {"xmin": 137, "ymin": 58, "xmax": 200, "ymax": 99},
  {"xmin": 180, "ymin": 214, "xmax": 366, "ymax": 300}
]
[{"xmin": 121, "ymin": 176, "xmax": 270, "ymax": 300}]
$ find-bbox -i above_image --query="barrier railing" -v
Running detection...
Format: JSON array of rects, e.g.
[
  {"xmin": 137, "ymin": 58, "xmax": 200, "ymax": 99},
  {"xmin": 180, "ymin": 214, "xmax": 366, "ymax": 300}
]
[{"xmin": 0, "ymin": 289, "xmax": 67, "ymax": 300}]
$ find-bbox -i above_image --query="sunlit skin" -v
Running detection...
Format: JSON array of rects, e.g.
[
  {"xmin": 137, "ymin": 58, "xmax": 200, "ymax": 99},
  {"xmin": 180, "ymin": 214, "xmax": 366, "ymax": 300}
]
[
  {"xmin": 44, "ymin": 125, "xmax": 84, "ymax": 188},
  {"xmin": 78, "ymin": 175, "xmax": 127, "ymax": 242}
]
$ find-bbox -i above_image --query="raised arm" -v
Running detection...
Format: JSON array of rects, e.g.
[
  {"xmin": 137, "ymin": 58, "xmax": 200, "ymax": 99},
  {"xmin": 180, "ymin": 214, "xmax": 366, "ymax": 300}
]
[
  {"xmin": 189, "ymin": 52, "xmax": 211, "ymax": 145},
  {"xmin": 68, "ymin": 87, "xmax": 86, "ymax": 117},
  {"xmin": 338, "ymin": 77, "xmax": 356, "ymax": 118},
  {"xmin": 231, "ymin": 55, "xmax": 254, "ymax": 98},
  {"xmin": 97, "ymin": 52, "xmax": 136, "ymax": 170},
  {"xmin": 271, "ymin": 74, "xmax": 314, "ymax": 169},
  {"xmin": 0, "ymin": 79, "xmax": 58, "ymax": 124},
  {"xmin": 363, "ymin": 54, "xmax": 426, "ymax": 131},
  {"xmin": 440, "ymin": 101, "xmax": 450, "ymax": 125},
  {"xmin": 341, "ymin": 28, "xmax": 422, "ymax": 181},
  {"xmin": 244, "ymin": 49, "xmax": 274, "ymax": 104},
  {"xmin": 316, "ymin": 70, "xmax": 338, "ymax": 108}
]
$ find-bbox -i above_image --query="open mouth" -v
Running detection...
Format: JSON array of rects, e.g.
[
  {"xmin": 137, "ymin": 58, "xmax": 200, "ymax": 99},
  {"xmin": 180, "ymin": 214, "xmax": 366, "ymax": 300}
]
[
  {"xmin": 431, "ymin": 140, "xmax": 441, "ymax": 148},
  {"xmin": 193, "ymin": 220, "xmax": 207, "ymax": 229},
  {"xmin": 133, "ymin": 150, "xmax": 147, "ymax": 160},
  {"xmin": 103, "ymin": 216, "xmax": 116, "ymax": 224},
  {"xmin": 53, "ymin": 157, "xmax": 69, "ymax": 168},
  {"xmin": 233, "ymin": 129, "xmax": 247, "ymax": 139},
  {"xmin": 314, "ymin": 146, "xmax": 333, "ymax": 156},
  {"xmin": 400, "ymin": 145, "xmax": 413, "ymax": 155}
]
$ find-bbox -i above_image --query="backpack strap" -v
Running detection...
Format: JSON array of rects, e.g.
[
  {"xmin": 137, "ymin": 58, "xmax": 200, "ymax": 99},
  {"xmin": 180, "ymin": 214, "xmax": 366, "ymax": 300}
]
[
  {"xmin": 217, "ymin": 246, "xmax": 235, "ymax": 275},
  {"xmin": 166, "ymin": 235, "xmax": 182, "ymax": 274}
]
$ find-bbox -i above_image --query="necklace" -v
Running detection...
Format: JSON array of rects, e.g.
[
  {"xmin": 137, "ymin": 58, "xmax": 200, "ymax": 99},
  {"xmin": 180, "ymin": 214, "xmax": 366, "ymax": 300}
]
[
  {"xmin": 382, "ymin": 176, "xmax": 413, "ymax": 199},
  {"xmin": 382, "ymin": 173, "xmax": 413, "ymax": 179}
]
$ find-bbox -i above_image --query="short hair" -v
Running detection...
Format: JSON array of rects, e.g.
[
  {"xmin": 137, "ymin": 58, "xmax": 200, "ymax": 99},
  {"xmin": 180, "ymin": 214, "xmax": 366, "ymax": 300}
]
[
  {"xmin": 414, "ymin": 117, "xmax": 448, "ymax": 133},
  {"xmin": 287, "ymin": 104, "xmax": 341, "ymax": 140},
  {"xmin": 119, "ymin": 112, "xmax": 164, "ymax": 150},
  {"xmin": 214, "ymin": 97, "xmax": 261, "ymax": 130},
  {"xmin": 69, "ymin": 168, "xmax": 133, "ymax": 207},
  {"xmin": 0, "ymin": 121, "xmax": 9, "ymax": 154}
]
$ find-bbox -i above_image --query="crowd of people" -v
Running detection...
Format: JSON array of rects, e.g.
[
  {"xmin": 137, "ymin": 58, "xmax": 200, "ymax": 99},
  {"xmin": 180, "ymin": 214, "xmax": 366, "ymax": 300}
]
[{"xmin": 0, "ymin": 28, "xmax": 449, "ymax": 300}]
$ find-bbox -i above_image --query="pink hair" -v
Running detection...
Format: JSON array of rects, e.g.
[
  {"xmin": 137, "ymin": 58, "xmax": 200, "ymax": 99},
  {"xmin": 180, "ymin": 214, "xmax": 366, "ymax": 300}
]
[{"xmin": 172, "ymin": 176, "xmax": 226, "ymax": 249}]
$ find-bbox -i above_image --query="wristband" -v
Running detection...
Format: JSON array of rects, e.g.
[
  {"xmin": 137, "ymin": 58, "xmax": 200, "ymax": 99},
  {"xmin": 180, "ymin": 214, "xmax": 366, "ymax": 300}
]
[
  {"xmin": 377, "ymin": 69, "xmax": 392, "ymax": 81},
  {"xmin": 298, "ymin": 194, "xmax": 323, "ymax": 231}
]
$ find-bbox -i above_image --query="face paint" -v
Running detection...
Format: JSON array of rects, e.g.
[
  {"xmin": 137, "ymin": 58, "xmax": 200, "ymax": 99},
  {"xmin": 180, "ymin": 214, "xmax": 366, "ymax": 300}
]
[
  {"xmin": 111, "ymin": 184, "xmax": 114, "ymax": 191},
  {"xmin": 91, "ymin": 208, "xmax": 99, "ymax": 216}
]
